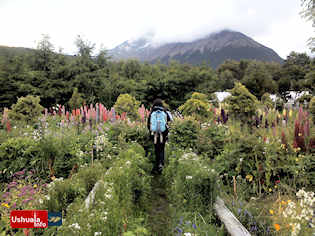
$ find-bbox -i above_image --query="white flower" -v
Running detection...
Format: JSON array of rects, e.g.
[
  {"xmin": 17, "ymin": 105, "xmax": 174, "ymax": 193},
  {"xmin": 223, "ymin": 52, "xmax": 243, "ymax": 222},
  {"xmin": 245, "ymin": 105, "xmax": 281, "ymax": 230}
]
[
  {"xmin": 45, "ymin": 195, "xmax": 50, "ymax": 200},
  {"xmin": 94, "ymin": 232, "xmax": 102, "ymax": 236},
  {"xmin": 186, "ymin": 176, "xmax": 193, "ymax": 180},
  {"xmin": 69, "ymin": 222, "xmax": 80, "ymax": 230},
  {"xmin": 184, "ymin": 233, "xmax": 192, "ymax": 236}
]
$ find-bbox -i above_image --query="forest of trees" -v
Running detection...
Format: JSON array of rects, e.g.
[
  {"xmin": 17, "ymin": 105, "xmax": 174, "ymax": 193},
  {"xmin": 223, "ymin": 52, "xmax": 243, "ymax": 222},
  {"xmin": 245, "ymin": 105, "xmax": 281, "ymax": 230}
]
[{"xmin": 0, "ymin": 35, "xmax": 314, "ymax": 110}]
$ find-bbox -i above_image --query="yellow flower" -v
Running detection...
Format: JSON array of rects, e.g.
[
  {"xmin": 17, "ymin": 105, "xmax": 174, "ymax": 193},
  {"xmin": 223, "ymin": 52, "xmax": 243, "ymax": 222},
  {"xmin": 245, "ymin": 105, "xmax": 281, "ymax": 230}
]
[
  {"xmin": 269, "ymin": 188, "xmax": 272, "ymax": 192},
  {"xmin": 281, "ymin": 201, "xmax": 287, "ymax": 205},
  {"xmin": 269, "ymin": 209, "xmax": 274, "ymax": 215},
  {"xmin": 1, "ymin": 203, "xmax": 10, "ymax": 208},
  {"xmin": 295, "ymin": 158, "xmax": 299, "ymax": 162},
  {"xmin": 246, "ymin": 174, "xmax": 253, "ymax": 182},
  {"xmin": 289, "ymin": 109, "xmax": 292, "ymax": 118},
  {"xmin": 33, "ymin": 184, "xmax": 37, "ymax": 188},
  {"xmin": 282, "ymin": 109, "xmax": 286, "ymax": 116},
  {"xmin": 287, "ymin": 200, "xmax": 291, "ymax": 203},
  {"xmin": 274, "ymin": 224, "xmax": 281, "ymax": 231}
]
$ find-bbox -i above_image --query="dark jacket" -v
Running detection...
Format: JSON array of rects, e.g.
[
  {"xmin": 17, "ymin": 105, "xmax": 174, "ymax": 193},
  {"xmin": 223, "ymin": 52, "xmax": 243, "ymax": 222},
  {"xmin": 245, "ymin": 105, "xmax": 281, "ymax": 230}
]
[{"xmin": 147, "ymin": 106, "xmax": 171, "ymax": 141}]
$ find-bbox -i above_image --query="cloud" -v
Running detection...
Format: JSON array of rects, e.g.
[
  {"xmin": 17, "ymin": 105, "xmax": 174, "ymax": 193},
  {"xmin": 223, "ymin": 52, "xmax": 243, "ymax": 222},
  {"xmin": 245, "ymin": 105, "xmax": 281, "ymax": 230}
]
[{"xmin": 0, "ymin": 0, "xmax": 313, "ymax": 58}]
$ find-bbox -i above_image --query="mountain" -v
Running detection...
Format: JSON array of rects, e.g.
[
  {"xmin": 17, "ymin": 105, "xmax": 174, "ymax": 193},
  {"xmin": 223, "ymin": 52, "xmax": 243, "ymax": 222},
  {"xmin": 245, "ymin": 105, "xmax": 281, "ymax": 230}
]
[
  {"xmin": 109, "ymin": 30, "xmax": 283, "ymax": 68},
  {"xmin": 0, "ymin": 45, "xmax": 35, "ymax": 57}
]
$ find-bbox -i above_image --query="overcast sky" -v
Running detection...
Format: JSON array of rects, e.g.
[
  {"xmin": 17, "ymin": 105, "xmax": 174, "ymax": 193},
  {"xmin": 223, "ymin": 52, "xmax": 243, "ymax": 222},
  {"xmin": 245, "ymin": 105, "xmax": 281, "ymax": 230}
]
[{"xmin": 0, "ymin": 0, "xmax": 313, "ymax": 58}]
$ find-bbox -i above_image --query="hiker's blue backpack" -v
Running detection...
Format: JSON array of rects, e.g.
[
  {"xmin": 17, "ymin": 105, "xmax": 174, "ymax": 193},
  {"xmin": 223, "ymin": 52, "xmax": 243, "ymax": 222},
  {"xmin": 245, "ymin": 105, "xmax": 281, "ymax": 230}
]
[{"xmin": 150, "ymin": 109, "xmax": 167, "ymax": 133}]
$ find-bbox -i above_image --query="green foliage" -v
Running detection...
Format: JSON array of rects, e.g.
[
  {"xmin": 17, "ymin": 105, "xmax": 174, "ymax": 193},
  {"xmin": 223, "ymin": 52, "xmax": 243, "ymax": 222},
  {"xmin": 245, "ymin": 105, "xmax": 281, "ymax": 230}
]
[
  {"xmin": 226, "ymin": 82, "xmax": 258, "ymax": 122},
  {"xmin": 0, "ymin": 136, "xmax": 41, "ymax": 183},
  {"xmin": 261, "ymin": 92, "xmax": 274, "ymax": 109},
  {"xmin": 9, "ymin": 95, "xmax": 44, "ymax": 124},
  {"xmin": 163, "ymin": 151, "xmax": 222, "ymax": 234},
  {"xmin": 168, "ymin": 117, "xmax": 200, "ymax": 150},
  {"xmin": 68, "ymin": 87, "xmax": 84, "ymax": 110},
  {"xmin": 241, "ymin": 61, "xmax": 277, "ymax": 99},
  {"xmin": 310, "ymin": 96, "xmax": 315, "ymax": 124},
  {"xmin": 114, "ymin": 94, "xmax": 140, "ymax": 121},
  {"xmin": 196, "ymin": 124, "xmax": 228, "ymax": 159},
  {"xmin": 179, "ymin": 92, "xmax": 211, "ymax": 121}
]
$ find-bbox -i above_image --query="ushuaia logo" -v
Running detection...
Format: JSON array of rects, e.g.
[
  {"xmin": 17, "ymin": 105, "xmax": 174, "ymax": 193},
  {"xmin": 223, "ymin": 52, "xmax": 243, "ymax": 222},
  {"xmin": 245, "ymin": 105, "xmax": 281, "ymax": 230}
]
[{"xmin": 10, "ymin": 210, "xmax": 48, "ymax": 228}]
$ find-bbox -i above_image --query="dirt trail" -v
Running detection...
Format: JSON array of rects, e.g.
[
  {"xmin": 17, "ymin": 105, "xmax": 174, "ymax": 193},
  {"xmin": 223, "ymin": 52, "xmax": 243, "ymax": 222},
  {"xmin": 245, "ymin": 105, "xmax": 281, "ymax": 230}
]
[{"xmin": 148, "ymin": 174, "xmax": 172, "ymax": 235}]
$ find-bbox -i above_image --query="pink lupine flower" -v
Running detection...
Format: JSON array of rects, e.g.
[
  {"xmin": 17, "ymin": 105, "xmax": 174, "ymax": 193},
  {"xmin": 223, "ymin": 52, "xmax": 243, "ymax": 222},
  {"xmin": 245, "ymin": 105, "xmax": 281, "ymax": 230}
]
[{"xmin": 6, "ymin": 119, "xmax": 11, "ymax": 132}]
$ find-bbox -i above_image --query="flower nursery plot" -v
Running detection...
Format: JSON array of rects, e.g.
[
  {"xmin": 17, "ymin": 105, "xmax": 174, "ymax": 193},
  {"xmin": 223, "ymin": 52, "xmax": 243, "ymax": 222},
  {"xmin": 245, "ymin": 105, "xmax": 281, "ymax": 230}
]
[{"xmin": 0, "ymin": 97, "xmax": 314, "ymax": 235}]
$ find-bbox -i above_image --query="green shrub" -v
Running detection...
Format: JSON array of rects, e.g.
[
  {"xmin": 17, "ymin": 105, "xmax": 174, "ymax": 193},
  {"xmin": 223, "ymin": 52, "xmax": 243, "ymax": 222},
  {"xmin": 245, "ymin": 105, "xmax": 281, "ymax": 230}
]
[
  {"xmin": 261, "ymin": 93, "xmax": 274, "ymax": 109},
  {"xmin": 9, "ymin": 95, "xmax": 44, "ymax": 124},
  {"xmin": 45, "ymin": 177, "xmax": 86, "ymax": 213},
  {"xmin": 68, "ymin": 87, "xmax": 84, "ymax": 110},
  {"xmin": 196, "ymin": 124, "xmax": 228, "ymax": 159},
  {"xmin": 179, "ymin": 92, "xmax": 211, "ymax": 121},
  {"xmin": 0, "ymin": 136, "xmax": 41, "ymax": 183},
  {"xmin": 114, "ymin": 94, "xmax": 140, "ymax": 121},
  {"xmin": 226, "ymin": 82, "xmax": 258, "ymax": 122},
  {"xmin": 168, "ymin": 117, "xmax": 200, "ymax": 150},
  {"xmin": 164, "ymin": 151, "xmax": 218, "ymax": 217}
]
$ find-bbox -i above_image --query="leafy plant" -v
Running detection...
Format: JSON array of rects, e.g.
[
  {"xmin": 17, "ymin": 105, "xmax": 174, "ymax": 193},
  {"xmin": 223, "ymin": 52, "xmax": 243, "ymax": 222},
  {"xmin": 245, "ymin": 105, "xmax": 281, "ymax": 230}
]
[
  {"xmin": 168, "ymin": 117, "xmax": 200, "ymax": 150},
  {"xmin": 9, "ymin": 95, "xmax": 44, "ymax": 124},
  {"xmin": 179, "ymin": 92, "xmax": 211, "ymax": 122},
  {"xmin": 226, "ymin": 82, "xmax": 258, "ymax": 123},
  {"xmin": 114, "ymin": 94, "xmax": 140, "ymax": 121}
]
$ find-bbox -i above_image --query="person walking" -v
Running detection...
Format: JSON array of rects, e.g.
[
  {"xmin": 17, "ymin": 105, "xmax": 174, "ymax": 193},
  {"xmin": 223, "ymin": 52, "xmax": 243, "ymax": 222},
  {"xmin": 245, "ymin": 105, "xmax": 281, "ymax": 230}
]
[{"xmin": 147, "ymin": 98, "xmax": 171, "ymax": 174}]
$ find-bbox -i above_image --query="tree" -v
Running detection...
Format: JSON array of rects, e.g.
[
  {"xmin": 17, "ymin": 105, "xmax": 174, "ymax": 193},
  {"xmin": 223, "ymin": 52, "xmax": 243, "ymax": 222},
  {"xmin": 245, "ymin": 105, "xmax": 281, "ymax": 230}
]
[
  {"xmin": 226, "ymin": 82, "xmax": 258, "ymax": 123},
  {"xmin": 218, "ymin": 69, "xmax": 236, "ymax": 90},
  {"xmin": 68, "ymin": 88, "xmax": 84, "ymax": 110},
  {"xmin": 301, "ymin": 0, "xmax": 315, "ymax": 52},
  {"xmin": 283, "ymin": 52, "xmax": 311, "ymax": 67},
  {"xmin": 33, "ymin": 34, "xmax": 56, "ymax": 72},
  {"xmin": 241, "ymin": 61, "xmax": 277, "ymax": 99}
]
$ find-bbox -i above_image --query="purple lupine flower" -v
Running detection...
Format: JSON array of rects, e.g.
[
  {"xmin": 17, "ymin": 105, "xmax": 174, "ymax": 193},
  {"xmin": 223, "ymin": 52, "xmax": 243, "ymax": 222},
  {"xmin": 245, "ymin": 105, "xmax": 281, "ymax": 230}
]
[
  {"xmin": 175, "ymin": 227, "xmax": 183, "ymax": 233},
  {"xmin": 237, "ymin": 208, "xmax": 242, "ymax": 215},
  {"xmin": 192, "ymin": 223, "xmax": 197, "ymax": 229},
  {"xmin": 179, "ymin": 217, "xmax": 183, "ymax": 225},
  {"xmin": 2, "ymin": 192, "xmax": 10, "ymax": 199},
  {"xmin": 111, "ymin": 107, "xmax": 116, "ymax": 122}
]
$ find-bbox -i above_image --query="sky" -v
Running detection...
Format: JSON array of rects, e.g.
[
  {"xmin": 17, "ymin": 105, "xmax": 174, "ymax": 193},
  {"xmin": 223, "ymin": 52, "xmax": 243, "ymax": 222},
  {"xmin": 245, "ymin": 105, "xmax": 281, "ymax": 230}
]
[{"xmin": 0, "ymin": 0, "xmax": 313, "ymax": 59}]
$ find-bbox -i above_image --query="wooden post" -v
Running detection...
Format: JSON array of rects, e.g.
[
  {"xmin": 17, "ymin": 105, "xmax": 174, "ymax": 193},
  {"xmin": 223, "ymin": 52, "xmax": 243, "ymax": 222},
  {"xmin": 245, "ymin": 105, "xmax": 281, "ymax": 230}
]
[{"xmin": 214, "ymin": 197, "xmax": 251, "ymax": 236}]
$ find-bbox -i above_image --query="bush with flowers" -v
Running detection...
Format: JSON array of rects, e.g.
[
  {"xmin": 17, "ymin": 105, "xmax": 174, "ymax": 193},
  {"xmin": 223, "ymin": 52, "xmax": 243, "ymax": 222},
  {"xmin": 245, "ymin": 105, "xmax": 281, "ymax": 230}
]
[
  {"xmin": 267, "ymin": 189, "xmax": 315, "ymax": 236},
  {"xmin": 0, "ymin": 169, "xmax": 47, "ymax": 235}
]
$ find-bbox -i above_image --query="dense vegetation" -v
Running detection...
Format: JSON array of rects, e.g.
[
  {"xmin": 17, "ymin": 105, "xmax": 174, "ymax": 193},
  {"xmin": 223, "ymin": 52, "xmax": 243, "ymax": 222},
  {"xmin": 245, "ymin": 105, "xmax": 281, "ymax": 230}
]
[
  {"xmin": 0, "ymin": 36, "xmax": 314, "ymax": 111},
  {"xmin": 0, "ymin": 88, "xmax": 314, "ymax": 235}
]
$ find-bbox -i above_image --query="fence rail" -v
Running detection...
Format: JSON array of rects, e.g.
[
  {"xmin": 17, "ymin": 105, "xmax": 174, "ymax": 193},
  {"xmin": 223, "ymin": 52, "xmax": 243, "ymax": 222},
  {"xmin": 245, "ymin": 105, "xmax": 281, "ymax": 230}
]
[{"xmin": 214, "ymin": 197, "xmax": 251, "ymax": 236}]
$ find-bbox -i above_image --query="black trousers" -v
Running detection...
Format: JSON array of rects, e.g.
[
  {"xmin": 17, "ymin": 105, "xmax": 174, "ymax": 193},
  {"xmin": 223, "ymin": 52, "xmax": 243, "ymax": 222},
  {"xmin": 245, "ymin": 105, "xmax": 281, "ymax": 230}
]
[{"xmin": 154, "ymin": 140, "xmax": 165, "ymax": 168}]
